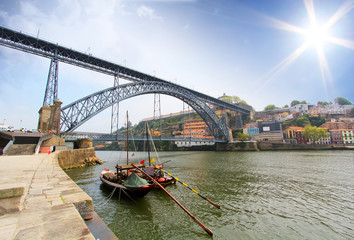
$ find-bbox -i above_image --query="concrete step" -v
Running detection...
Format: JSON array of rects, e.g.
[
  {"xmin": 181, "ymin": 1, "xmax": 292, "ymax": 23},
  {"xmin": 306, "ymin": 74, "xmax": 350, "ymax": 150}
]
[
  {"xmin": 0, "ymin": 183, "xmax": 26, "ymax": 215},
  {"xmin": 3, "ymin": 144, "xmax": 36, "ymax": 156}
]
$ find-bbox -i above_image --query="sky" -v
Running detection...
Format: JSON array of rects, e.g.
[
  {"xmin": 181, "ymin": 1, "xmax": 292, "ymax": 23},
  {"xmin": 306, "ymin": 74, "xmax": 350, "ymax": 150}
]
[{"xmin": 0, "ymin": 0, "xmax": 353, "ymax": 132}]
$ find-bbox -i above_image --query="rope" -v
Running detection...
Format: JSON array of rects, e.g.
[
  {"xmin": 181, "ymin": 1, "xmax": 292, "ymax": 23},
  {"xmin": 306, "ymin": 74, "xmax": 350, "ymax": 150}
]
[
  {"xmin": 146, "ymin": 122, "xmax": 160, "ymax": 164},
  {"xmin": 95, "ymin": 187, "xmax": 117, "ymax": 208}
]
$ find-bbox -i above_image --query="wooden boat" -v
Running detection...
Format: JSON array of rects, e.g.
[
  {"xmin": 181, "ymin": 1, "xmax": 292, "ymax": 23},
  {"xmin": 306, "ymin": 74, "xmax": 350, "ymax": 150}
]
[
  {"xmin": 141, "ymin": 124, "xmax": 176, "ymax": 188},
  {"xmin": 100, "ymin": 111, "xmax": 154, "ymax": 198},
  {"xmin": 130, "ymin": 164, "xmax": 176, "ymax": 188},
  {"xmin": 100, "ymin": 164, "xmax": 154, "ymax": 198}
]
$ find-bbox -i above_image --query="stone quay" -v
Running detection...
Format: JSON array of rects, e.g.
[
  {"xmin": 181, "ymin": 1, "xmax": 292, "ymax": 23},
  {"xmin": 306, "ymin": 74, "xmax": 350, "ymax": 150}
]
[{"xmin": 0, "ymin": 152, "xmax": 116, "ymax": 240}]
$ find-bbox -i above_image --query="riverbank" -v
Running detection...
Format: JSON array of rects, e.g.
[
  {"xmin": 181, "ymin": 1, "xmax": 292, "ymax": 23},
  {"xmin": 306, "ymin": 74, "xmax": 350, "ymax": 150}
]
[
  {"xmin": 0, "ymin": 152, "xmax": 116, "ymax": 240},
  {"xmin": 257, "ymin": 142, "xmax": 354, "ymax": 151}
]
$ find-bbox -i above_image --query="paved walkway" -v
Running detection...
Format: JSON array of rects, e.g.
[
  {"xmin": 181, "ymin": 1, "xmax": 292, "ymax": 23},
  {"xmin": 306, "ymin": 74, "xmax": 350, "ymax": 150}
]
[{"xmin": 0, "ymin": 153, "xmax": 95, "ymax": 239}]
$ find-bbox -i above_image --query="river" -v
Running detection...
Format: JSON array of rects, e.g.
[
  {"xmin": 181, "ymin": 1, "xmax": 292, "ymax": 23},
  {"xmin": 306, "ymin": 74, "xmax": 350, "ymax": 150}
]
[{"xmin": 65, "ymin": 150, "xmax": 354, "ymax": 240}]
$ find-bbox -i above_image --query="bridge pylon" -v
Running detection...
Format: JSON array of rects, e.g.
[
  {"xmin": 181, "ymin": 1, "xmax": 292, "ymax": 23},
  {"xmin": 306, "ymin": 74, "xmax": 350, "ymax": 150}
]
[
  {"xmin": 111, "ymin": 72, "xmax": 120, "ymax": 135},
  {"xmin": 43, "ymin": 55, "xmax": 59, "ymax": 106}
]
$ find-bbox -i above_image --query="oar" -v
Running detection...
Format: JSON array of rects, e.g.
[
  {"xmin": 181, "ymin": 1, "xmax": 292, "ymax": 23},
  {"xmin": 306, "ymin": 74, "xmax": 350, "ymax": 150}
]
[
  {"xmin": 155, "ymin": 166, "xmax": 221, "ymax": 209},
  {"xmin": 131, "ymin": 163, "xmax": 213, "ymax": 237}
]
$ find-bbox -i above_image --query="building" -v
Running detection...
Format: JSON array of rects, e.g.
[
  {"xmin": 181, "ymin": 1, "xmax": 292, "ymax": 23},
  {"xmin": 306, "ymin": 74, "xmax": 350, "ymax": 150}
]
[
  {"xmin": 274, "ymin": 112, "xmax": 293, "ymax": 122},
  {"xmin": 175, "ymin": 119, "xmax": 215, "ymax": 147},
  {"xmin": 295, "ymin": 129, "xmax": 309, "ymax": 144},
  {"xmin": 258, "ymin": 121, "xmax": 282, "ymax": 133},
  {"xmin": 342, "ymin": 129, "xmax": 354, "ymax": 144},
  {"xmin": 320, "ymin": 121, "xmax": 353, "ymax": 130},
  {"xmin": 283, "ymin": 126, "xmax": 304, "ymax": 144},
  {"xmin": 253, "ymin": 132, "xmax": 284, "ymax": 143},
  {"xmin": 290, "ymin": 104, "xmax": 315, "ymax": 113},
  {"xmin": 252, "ymin": 121, "xmax": 283, "ymax": 143},
  {"xmin": 243, "ymin": 123, "xmax": 259, "ymax": 136},
  {"xmin": 330, "ymin": 129, "xmax": 344, "ymax": 144}
]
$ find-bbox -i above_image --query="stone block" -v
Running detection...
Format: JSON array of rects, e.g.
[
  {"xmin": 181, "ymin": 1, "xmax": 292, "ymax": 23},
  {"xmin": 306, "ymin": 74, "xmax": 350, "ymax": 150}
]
[
  {"xmin": 0, "ymin": 196, "xmax": 23, "ymax": 215},
  {"xmin": 0, "ymin": 183, "xmax": 25, "ymax": 199}
]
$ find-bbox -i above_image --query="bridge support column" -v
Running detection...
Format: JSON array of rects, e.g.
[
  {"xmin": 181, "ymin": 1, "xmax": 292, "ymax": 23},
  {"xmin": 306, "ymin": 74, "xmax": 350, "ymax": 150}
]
[
  {"xmin": 74, "ymin": 138, "xmax": 93, "ymax": 149},
  {"xmin": 111, "ymin": 73, "xmax": 119, "ymax": 135},
  {"xmin": 43, "ymin": 57, "xmax": 59, "ymax": 106},
  {"xmin": 38, "ymin": 100, "xmax": 62, "ymax": 135}
]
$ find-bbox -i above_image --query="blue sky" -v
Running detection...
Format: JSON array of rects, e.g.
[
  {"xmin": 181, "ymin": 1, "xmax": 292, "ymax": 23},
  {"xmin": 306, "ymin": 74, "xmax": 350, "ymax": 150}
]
[{"xmin": 0, "ymin": 0, "xmax": 353, "ymax": 132}]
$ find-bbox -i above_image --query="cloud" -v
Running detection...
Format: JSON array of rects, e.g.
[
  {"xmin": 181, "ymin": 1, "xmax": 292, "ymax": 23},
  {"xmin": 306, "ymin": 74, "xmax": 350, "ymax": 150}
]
[{"xmin": 137, "ymin": 5, "xmax": 163, "ymax": 20}]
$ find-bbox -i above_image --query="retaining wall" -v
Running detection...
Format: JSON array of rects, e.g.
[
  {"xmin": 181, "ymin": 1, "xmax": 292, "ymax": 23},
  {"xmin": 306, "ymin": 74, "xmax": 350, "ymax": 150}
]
[{"xmin": 58, "ymin": 148, "xmax": 102, "ymax": 170}]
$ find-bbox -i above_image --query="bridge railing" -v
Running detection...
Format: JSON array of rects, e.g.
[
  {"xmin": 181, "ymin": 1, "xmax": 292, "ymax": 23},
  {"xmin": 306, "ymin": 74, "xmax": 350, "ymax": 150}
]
[{"xmin": 61, "ymin": 133, "xmax": 226, "ymax": 143}]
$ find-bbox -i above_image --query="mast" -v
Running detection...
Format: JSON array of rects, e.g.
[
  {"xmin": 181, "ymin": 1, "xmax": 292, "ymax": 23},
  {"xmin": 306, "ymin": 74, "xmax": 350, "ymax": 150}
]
[
  {"xmin": 146, "ymin": 123, "xmax": 151, "ymax": 166},
  {"xmin": 126, "ymin": 111, "xmax": 129, "ymax": 165}
]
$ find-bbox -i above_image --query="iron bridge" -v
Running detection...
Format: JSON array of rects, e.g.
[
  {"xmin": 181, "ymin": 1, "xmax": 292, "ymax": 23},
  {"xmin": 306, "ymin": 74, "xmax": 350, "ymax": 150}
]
[
  {"xmin": 0, "ymin": 25, "xmax": 251, "ymax": 142},
  {"xmin": 62, "ymin": 132, "xmax": 226, "ymax": 143}
]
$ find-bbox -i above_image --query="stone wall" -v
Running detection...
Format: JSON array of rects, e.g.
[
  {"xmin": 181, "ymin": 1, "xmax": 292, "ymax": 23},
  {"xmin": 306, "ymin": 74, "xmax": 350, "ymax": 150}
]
[
  {"xmin": 58, "ymin": 148, "xmax": 103, "ymax": 170},
  {"xmin": 216, "ymin": 141, "xmax": 259, "ymax": 151},
  {"xmin": 258, "ymin": 142, "xmax": 354, "ymax": 150},
  {"xmin": 41, "ymin": 135, "xmax": 65, "ymax": 147}
]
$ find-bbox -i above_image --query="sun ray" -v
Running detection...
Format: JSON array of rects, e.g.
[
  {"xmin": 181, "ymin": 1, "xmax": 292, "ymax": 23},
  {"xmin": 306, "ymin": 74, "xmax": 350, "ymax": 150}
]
[
  {"xmin": 316, "ymin": 46, "xmax": 332, "ymax": 98},
  {"xmin": 324, "ymin": 0, "xmax": 354, "ymax": 29},
  {"xmin": 262, "ymin": 15, "xmax": 306, "ymax": 34},
  {"xmin": 255, "ymin": 43, "xmax": 309, "ymax": 93},
  {"xmin": 255, "ymin": 0, "xmax": 354, "ymax": 98},
  {"xmin": 328, "ymin": 36, "xmax": 354, "ymax": 50},
  {"xmin": 303, "ymin": 0, "xmax": 317, "ymax": 26}
]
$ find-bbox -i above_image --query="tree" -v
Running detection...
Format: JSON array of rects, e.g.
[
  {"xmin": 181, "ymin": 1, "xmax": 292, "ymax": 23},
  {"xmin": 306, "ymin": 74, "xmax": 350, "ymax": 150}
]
[
  {"xmin": 296, "ymin": 115, "xmax": 310, "ymax": 127},
  {"xmin": 264, "ymin": 104, "xmax": 278, "ymax": 111},
  {"xmin": 221, "ymin": 95, "xmax": 248, "ymax": 105},
  {"xmin": 300, "ymin": 100, "xmax": 307, "ymax": 104},
  {"xmin": 290, "ymin": 100, "xmax": 300, "ymax": 107},
  {"xmin": 237, "ymin": 132, "xmax": 250, "ymax": 141},
  {"xmin": 302, "ymin": 125, "xmax": 328, "ymax": 143},
  {"xmin": 317, "ymin": 101, "xmax": 330, "ymax": 107},
  {"xmin": 283, "ymin": 104, "xmax": 289, "ymax": 108},
  {"xmin": 334, "ymin": 97, "xmax": 352, "ymax": 105},
  {"xmin": 309, "ymin": 116, "xmax": 326, "ymax": 127}
]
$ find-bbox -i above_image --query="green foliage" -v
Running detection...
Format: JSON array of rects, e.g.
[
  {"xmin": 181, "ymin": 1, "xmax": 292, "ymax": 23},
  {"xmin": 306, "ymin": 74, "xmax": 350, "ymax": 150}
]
[
  {"xmin": 296, "ymin": 115, "xmax": 310, "ymax": 127},
  {"xmin": 264, "ymin": 104, "xmax": 278, "ymax": 111},
  {"xmin": 334, "ymin": 97, "xmax": 352, "ymax": 105},
  {"xmin": 290, "ymin": 100, "xmax": 300, "ymax": 107},
  {"xmin": 283, "ymin": 104, "xmax": 289, "ymax": 108},
  {"xmin": 308, "ymin": 116, "xmax": 326, "ymax": 127},
  {"xmin": 317, "ymin": 101, "xmax": 331, "ymax": 106},
  {"xmin": 232, "ymin": 129, "xmax": 243, "ymax": 138},
  {"xmin": 302, "ymin": 125, "xmax": 328, "ymax": 142},
  {"xmin": 237, "ymin": 132, "xmax": 250, "ymax": 141},
  {"xmin": 291, "ymin": 100, "xmax": 307, "ymax": 106},
  {"xmin": 222, "ymin": 95, "xmax": 248, "ymax": 105}
]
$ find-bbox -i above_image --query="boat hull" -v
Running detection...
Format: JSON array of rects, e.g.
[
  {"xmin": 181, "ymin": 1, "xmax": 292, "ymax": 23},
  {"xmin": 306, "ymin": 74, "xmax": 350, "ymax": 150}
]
[
  {"xmin": 100, "ymin": 170, "xmax": 154, "ymax": 198},
  {"xmin": 155, "ymin": 177, "xmax": 176, "ymax": 188}
]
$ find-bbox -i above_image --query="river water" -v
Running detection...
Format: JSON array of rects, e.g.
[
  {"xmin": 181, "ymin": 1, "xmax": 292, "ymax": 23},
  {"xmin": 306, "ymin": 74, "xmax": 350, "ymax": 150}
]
[{"xmin": 65, "ymin": 150, "xmax": 354, "ymax": 240}]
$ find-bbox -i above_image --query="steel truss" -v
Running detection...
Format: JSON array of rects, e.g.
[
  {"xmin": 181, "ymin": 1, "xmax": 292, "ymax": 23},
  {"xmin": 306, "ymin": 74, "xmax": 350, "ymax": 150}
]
[
  {"xmin": 0, "ymin": 25, "xmax": 251, "ymax": 114},
  {"xmin": 1, "ymin": 25, "xmax": 252, "ymax": 141},
  {"xmin": 43, "ymin": 57, "xmax": 59, "ymax": 106},
  {"xmin": 61, "ymin": 81, "xmax": 231, "ymax": 141}
]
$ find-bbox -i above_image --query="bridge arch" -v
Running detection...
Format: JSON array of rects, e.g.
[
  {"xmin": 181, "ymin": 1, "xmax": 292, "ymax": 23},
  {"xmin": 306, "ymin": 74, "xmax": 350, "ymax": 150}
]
[{"xmin": 61, "ymin": 81, "xmax": 230, "ymax": 141}]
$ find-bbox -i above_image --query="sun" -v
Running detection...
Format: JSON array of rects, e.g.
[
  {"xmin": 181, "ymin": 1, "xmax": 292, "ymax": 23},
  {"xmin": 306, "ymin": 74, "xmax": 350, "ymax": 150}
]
[
  {"xmin": 260, "ymin": 0, "xmax": 354, "ymax": 97},
  {"xmin": 305, "ymin": 24, "xmax": 330, "ymax": 47}
]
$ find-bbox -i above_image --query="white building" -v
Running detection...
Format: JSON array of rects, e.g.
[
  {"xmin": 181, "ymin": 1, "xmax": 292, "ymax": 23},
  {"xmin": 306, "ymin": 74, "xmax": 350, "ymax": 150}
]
[{"xmin": 290, "ymin": 104, "xmax": 315, "ymax": 113}]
